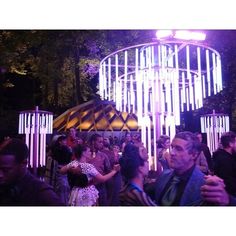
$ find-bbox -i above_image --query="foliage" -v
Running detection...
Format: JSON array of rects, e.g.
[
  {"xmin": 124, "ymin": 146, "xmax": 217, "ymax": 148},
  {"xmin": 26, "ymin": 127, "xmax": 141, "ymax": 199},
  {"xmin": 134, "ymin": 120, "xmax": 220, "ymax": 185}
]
[{"xmin": 1, "ymin": 29, "xmax": 236, "ymax": 136}]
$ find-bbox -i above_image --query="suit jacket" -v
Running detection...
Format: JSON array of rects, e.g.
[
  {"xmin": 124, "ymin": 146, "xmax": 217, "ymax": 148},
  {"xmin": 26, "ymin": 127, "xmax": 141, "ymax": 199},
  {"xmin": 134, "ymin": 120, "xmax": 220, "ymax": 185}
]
[{"xmin": 155, "ymin": 166, "xmax": 205, "ymax": 206}]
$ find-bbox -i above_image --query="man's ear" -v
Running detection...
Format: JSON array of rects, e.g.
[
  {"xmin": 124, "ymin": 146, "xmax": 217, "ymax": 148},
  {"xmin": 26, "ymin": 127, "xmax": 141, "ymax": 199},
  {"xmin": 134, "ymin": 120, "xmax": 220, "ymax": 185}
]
[{"xmin": 192, "ymin": 151, "xmax": 200, "ymax": 161}]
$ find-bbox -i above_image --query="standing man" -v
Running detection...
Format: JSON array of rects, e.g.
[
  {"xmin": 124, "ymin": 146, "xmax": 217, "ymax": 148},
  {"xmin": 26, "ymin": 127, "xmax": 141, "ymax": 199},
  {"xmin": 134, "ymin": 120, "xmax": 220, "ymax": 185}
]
[
  {"xmin": 0, "ymin": 138, "xmax": 64, "ymax": 206},
  {"xmin": 155, "ymin": 131, "xmax": 205, "ymax": 206},
  {"xmin": 212, "ymin": 131, "xmax": 236, "ymax": 196},
  {"xmin": 88, "ymin": 133, "xmax": 112, "ymax": 206}
]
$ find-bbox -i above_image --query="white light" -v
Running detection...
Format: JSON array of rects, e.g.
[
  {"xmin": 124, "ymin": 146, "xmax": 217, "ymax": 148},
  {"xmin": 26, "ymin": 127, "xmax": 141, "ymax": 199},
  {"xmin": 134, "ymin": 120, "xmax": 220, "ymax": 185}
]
[
  {"xmin": 174, "ymin": 30, "xmax": 206, "ymax": 41},
  {"xmin": 191, "ymin": 32, "xmax": 206, "ymax": 41},
  {"xmin": 156, "ymin": 30, "xmax": 173, "ymax": 39}
]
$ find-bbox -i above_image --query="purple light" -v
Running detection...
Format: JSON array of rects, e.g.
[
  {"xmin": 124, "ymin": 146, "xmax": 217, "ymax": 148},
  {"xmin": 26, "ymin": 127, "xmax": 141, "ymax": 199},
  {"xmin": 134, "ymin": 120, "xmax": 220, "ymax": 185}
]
[
  {"xmin": 174, "ymin": 30, "xmax": 206, "ymax": 41},
  {"xmin": 156, "ymin": 30, "xmax": 206, "ymax": 41},
  {"xmin": 156, "ymin": 30, "xmax": 173, "ymax": 39}
]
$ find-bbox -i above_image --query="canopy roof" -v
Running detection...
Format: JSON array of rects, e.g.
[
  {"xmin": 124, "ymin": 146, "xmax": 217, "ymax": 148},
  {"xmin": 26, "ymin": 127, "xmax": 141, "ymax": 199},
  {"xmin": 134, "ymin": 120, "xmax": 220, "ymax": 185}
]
[{"xmin": 53, "ymin": 99, "xmax": 139, "ymax": 132}]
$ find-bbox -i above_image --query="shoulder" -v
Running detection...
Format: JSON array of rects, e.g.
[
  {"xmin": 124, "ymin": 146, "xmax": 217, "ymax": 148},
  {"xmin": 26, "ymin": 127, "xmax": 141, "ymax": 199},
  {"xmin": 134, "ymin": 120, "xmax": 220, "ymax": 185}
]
[
  {"xmin": 81, "ymin": 163, "xmax": 98, "ymax": 174},
  {"xmin": 19, "ymin": 172, "xmax": 64, "ymax": 206}
]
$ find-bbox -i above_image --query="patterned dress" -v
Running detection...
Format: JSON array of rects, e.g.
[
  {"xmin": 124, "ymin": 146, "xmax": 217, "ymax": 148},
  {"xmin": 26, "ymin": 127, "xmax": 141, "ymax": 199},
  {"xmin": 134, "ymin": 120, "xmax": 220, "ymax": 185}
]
[{"xmin": 67, "ymin": 160, "xmax": 99, "ymax": 206}]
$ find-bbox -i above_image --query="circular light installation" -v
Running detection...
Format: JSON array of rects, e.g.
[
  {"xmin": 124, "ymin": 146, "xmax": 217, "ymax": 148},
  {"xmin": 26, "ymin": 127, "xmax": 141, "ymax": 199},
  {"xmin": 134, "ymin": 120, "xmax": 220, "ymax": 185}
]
[{"xmin": 99, "ymin": 35, "xmax": 223, "ymax": 170}]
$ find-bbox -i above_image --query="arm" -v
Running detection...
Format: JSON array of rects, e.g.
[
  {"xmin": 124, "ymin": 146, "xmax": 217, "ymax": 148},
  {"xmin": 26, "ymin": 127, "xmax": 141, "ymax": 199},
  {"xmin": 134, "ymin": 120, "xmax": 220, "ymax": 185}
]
[
  {"xmin": 59, "ymin": 164, "xmax": 71, "ymax": 174},
  {"xmin": 93, "ymin": 164, "xmax": 120, "ymax": 184},
  {"xmin": 59, "ymin": 162, "xmax": 82, "ymax": 175}
]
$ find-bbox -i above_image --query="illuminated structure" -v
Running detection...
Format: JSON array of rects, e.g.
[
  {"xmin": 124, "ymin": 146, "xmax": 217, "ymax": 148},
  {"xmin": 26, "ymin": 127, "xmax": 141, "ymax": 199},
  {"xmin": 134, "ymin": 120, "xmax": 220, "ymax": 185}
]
[
  {"xmin": 18, "ymin": 106, "xmax": 53, "ymax": 174},
  {"xmin": 99, "ymin": 30, "xmax": 223, "ymax": 170},
  {"xmin": 53, "ymin": 99, "xmax": 139, "ymax": 132},
  {"xmin": 201, "ymin": 110, "xmax": 229, "ymax": 154}
]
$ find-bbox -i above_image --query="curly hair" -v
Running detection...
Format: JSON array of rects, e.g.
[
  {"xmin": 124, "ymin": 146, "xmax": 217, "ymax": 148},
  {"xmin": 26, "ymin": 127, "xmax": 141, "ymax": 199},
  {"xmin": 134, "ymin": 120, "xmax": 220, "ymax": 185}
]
[{"xmin": 156, "ymin": 135, "xmax": 170, "ymax": 148}]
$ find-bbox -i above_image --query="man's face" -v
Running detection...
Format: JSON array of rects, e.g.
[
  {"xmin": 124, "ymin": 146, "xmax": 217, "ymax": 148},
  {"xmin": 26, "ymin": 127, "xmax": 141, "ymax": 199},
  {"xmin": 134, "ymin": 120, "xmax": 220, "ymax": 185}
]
[
  {"xmin": 94, "ymin": 137, "xmax": 104, "ymax": 150},
  {"xmin": 0, "ymin": 154, "xmax": 21, "ymax": 186},
  {"xmin": 169, "ymin": 138, "xmax": 196, "ymax": 174},
  {"xmin": 69, "ymin": 128, "xmax": 76, "ymax": 138},
  {"xmin": 125, "ymin": 134, "xmax": 132, "ymax": 142},
  {"xmin": 103, "ymin": 138, "xmax": 110, "ymax": 147}
]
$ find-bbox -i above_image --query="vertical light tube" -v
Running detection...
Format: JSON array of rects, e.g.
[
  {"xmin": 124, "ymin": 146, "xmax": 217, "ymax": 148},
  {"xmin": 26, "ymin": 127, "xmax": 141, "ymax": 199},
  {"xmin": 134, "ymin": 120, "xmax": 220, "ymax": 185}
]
[
  {"xmin": 200, "ymin": 116, "xmax": 205, "ymax": 133},
  {"xmin": 147, "ymin": 116, "xmax": 152, "ymax": 169},
  {"xmin": 180, "ymin": 89, "xmax": 184, "ymax": 112},
  {"xmin": 197, "ymin": 47, "xmax": 203, "ymax": 107},
  {"xmin": 206, "ymin": 49, "xmax": 211, "ymax": 96},
  {"xmin": 181, "ymin": 72, "xmax": 186, "ymax": 111},
  {"xmin": 18, "ymin": 113, "xmax": 22, "ymax": 133},
  {"xmin": 186, "ymin": 45, "xmax": 194, "ymax": 109},
  {"xmin": 124, "ymin": 50, "xmax": 128, "ymax": 112},
  {"xmin": 134, "ymin": 48, "xmax": 139, "ymax": 114},
  {"xmin": 102, "ymin": 63, "xmax": 106, "ymax": 99},
  {"xmin": 41, "ymin": 133, "xmax": 45, "ymax": 166},
  {"xmin": 50, "ymin": 114, "xmax": 53, "ymax": 133},
  {"xmin": 212, "ymin": 53, "xmax": 217, "ymax": 94},
  {"xmin": 202, "ymin": 75, "xmax": 206, "ymax": 99},
  {"xmin": 216, "ymin": 55, "xmax": 223, "ymax": 91},
  {"xmin": 99, "ymin": 66, "xmax": 103, "ymax": 99},
  {"xmin": 174, "ymin": 44, "xmax": 180, "ymax": 125},
  {"xmin": 165, "ymin": 73, "xmax": 171, "ymax": 114},
  {"xmin": 108, "ymin": 58, "xmax": 111, "ymax": 100},
  {"xmin": 137, "ymin": 48, "xmax": 144, "ymax": 123},
  {"xmin": 35, "ymin": 108, "xmax": 39, "ymax": 169},
  {"xmin": 30, "ymin": 113, "xmax": 34, "ymax": 168},
  {"xmin": 226, "ymin": 116, "xmax": 230, "ymax": 131},
  {"xmin": 186, "ymin": 87, "xmax": 190, "ymax": 111},
  {"xmin": 130, "ymin": 75, "xmax": 135, "ymax": 112},
  {"xmin": 127, "ymin": 90, "xmax": 131, "ymax": 113},
  {"xmin": 115, "ymin": 54, "xmax": 120, "ymax": 110}
]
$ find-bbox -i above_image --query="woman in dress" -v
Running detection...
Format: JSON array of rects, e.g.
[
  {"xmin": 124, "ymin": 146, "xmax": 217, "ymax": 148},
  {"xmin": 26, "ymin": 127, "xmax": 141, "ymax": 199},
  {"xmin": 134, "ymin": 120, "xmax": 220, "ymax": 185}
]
[{"xmin": 60, "ymin": 144, "xmax": 120, "ymax": 206}]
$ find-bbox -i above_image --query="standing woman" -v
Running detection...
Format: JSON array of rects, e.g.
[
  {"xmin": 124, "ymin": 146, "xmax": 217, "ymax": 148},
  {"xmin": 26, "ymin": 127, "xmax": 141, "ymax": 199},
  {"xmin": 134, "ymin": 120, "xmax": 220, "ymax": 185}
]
[
  {"xmin": 60, "ymin": 144, "xmax": 120, "ymax": 206},
  {"xmin": 119, "ymin": 143, "xmax": 156, "ymax": 206},
  {"xmin": 156, "ymin": 135, "xmax": 171, "ymax": 172}
]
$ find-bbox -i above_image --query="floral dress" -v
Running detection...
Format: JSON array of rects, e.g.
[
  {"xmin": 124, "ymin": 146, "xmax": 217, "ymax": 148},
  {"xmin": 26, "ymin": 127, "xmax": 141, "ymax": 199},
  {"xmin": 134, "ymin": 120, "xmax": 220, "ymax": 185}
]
[{"xmin": 67, "ymin": 160, "xmax": 99, "ymax": 206}]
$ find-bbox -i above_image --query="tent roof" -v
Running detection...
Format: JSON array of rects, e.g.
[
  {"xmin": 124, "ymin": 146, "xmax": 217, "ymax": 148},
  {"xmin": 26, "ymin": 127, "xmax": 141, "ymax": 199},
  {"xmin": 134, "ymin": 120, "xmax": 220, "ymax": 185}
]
[{"xmin": 53, "ymin": 99, "xmax": 139, "ymax": 132}]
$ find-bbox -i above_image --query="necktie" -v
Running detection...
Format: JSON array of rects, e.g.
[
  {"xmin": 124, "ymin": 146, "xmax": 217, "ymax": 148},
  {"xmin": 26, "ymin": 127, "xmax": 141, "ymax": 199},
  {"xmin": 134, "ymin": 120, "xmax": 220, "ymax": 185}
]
[{"xmin": 161, "ymin": 176, "xmax": 181, "ymax": 206}]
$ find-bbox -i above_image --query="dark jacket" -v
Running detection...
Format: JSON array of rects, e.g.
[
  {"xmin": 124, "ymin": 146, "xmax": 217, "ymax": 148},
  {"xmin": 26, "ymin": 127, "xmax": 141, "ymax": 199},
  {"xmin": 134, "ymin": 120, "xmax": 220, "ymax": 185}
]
[
  {"xmin": 213, "ymin": 148, "xmax": 236, "ymax": 196},
  {"xmin": 0, "ymin": 171, "xmax": 64, "ymax": 206}
]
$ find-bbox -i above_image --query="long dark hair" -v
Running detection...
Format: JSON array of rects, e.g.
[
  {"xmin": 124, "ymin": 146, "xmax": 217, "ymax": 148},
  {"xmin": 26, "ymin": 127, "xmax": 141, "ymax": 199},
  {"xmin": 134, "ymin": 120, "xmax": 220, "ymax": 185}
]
[{"xmin": 73, "ymin": 144, "xmax": 89, "ymax": 160}]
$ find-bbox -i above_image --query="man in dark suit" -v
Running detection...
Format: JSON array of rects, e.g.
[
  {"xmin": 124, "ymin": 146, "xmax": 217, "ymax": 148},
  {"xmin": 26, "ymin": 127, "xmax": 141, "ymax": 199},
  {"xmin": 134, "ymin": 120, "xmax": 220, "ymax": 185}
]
[{"xmin": 155, "ymin": 131, "xmax": 205, "ymax": 206}]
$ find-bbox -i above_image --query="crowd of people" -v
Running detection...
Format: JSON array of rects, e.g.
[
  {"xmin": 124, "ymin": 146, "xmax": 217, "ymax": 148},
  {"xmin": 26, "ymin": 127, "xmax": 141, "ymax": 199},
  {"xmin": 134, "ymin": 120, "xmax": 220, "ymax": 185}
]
[{"xmin": 0, "ymin": 127, "xmax": 236, "ymax": 206}]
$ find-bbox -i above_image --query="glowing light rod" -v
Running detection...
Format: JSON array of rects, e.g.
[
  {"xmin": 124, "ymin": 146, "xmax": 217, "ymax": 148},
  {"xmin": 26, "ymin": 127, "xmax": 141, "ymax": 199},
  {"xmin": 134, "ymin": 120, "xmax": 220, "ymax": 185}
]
[
  {"xmin": 18, "ymin": 106, "xmax": 53, "ymax": 175},
  {"xmin": 99, "ymin": 34, "xmax": 223, "ymax": 170}
]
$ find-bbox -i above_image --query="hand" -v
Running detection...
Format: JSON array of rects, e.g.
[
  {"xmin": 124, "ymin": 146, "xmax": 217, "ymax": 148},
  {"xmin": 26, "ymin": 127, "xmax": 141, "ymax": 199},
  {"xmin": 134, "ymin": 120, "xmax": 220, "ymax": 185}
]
[
  {"xmin": 201, "ymin": 175, "xmax": 230, "ymax": 206},
  {"xmin": 113, "ymin": 164, "xmax": 120, "ymax": 172}
]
